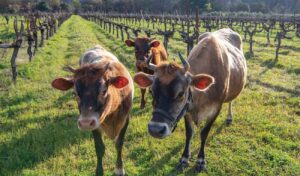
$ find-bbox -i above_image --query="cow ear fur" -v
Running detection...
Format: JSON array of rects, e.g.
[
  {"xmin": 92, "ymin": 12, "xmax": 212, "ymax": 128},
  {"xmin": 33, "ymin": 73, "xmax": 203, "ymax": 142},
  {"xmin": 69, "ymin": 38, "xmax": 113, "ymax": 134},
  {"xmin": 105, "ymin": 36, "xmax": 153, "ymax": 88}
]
[
  {"xmin": 111, "ymin": 76, "xmax": 129, "ymax": 89},
  {"xmin": 52, "ymin": 77, "xmax": 74, "ymax": 91},
  {"xmin": 134, "ymin": 72, "xmax": 153, "ymax": 89},
  {"xmin": 191, "ymin": 74, "xmax": 214, "ymax": 91},
  {"xmin": 125, "ymin": 39, "xmax": 135, "ymax": 47},
  {"xmin": 150, "ymin": 40, "xmax": 160, "ymax": 48}
]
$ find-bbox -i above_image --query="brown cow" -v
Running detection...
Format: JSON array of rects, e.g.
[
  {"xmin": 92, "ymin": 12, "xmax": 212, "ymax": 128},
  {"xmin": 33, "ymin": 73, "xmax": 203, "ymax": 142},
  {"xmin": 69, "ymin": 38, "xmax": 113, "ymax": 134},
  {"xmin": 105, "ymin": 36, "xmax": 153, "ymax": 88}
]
[
  {"xmin": 51, "ymin": 45, "xmax": 133, "ymax": 176},
  {"xmin": 125, "ymin": 37, "xmax": 168, "ymax": 109},
  {"xmin": 133, "ymin": 28, "xmax": 247, "ymax": 172}
]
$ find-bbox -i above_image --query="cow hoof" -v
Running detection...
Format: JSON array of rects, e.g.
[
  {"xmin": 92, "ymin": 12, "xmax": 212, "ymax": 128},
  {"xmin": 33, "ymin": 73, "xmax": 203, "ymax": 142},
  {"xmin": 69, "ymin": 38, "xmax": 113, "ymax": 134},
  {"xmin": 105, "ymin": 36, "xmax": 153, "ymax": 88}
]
[
  {"xmin": 176, "ymin": 157, "xmax": 189, "ymax": 171},
  {"xmin": 226, "ymin": 118, "xmax": 233, "ymax": 125},
  {"xmin": 115, "ymin": 167, "xmax": 125, "ymax": 176},
  {"xmin": 193, "ymin": 159, "xmax": 206, "ymax": 173}
]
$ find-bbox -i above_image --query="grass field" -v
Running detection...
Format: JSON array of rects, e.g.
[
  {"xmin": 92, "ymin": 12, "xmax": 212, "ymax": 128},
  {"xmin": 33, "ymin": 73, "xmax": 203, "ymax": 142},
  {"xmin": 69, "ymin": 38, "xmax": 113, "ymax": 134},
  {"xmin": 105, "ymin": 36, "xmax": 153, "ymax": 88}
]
[{"xmin": 0, "ymin": 15, "xmax": 299, "ymax": 176}]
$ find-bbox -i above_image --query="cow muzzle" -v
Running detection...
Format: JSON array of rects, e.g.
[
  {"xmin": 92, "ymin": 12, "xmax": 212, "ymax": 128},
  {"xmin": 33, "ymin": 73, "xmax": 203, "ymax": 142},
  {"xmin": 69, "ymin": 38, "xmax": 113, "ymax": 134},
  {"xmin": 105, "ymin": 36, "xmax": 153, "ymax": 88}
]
[
  {"xmin": 77, "ymin": 114, "xmax": 100, "ymax": 131},
  {"xmin": 148, "ymin": 121, "xmax": 171, "ymax": 139}
]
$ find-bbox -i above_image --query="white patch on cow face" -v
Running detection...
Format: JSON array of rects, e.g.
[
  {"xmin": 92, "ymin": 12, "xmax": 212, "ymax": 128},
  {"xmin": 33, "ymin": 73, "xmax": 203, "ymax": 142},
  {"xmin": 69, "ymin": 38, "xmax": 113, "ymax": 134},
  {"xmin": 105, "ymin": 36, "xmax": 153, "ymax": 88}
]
[{"xmin": 77, "ymin": 113, "xmax": 100, "ymax": 131}]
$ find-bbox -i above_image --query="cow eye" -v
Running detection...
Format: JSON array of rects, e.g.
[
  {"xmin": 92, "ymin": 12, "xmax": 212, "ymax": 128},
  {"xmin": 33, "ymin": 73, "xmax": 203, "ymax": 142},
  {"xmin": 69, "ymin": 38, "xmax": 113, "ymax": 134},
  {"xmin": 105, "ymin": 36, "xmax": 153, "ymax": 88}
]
[
  {"xmin": 177, "ymin": 91, "xmax": 185, "ymax": 99},
  {"xmin": 100, "ymin": 86, "xmax": 108, "ymax": 96}
]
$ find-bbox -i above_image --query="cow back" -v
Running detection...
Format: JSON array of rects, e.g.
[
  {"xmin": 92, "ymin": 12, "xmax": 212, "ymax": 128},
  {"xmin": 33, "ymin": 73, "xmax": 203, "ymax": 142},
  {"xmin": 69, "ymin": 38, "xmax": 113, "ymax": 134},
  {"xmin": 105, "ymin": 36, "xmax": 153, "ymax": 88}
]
[{"xmin": 188, "ymin": 28, "xmax": 247, "ymax": 107}]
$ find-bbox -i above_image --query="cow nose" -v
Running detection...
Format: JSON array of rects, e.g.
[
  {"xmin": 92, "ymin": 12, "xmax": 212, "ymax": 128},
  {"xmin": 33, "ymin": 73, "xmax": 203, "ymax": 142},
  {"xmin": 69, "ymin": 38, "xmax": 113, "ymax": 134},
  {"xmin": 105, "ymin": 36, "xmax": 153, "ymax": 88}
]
[
  {"xmin": 148, "ymin": 122, "xmax": 169, "ymax": 139},
  {"xmin": 78, "ymin": 118, "xmax": 97, "ymax": 131}
]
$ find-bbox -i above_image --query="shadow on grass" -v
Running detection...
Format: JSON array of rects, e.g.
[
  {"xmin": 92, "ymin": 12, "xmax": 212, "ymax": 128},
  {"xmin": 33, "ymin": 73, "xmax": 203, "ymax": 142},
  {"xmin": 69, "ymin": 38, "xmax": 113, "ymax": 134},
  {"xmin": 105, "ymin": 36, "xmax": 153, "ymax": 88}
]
[
  {"xmin": 287, "ymin": 68, "xmax": 300, "ymax": 75},
  {"xmin": 0, "ymin": 91, "xmax": 40, "ymax": 118},
  {"xmin": 0, "ymin": 32, "xmax": 15, "ymax": 41},
  {"xmin": 0, "ymin": 91, "xmax": 36, "ymax": 107},
  {"xmin": 259, "ymin": 59, "xmax": 300, "ymax": 76},
  {"xmin": 138, "ymin": 144, "xmax": 184, "ymax": 176},
  {"xmin": 248, "ymin": 77, "xmax": 300, "ymax": 96},
  {"xmin": 258, "ymin": 59, "xmax": 278, "ymax": 76},
  {"xmin": 207, "ymin": 120, "xmax": 228, "ymax": 144},
  {"xmin": 254, "ymin": 40, "xmax": 300, "ymax": 52},
  {"xmin": 0, "ymin": 112, "xmax": 87, "ymax": 175},
  {"xmin": 245, "ymin": 52, "xmax": 254, "ymax": 60},
  {"xmin": 260, "ymin": 59, "xmax": 278, "ymax": 69},
  {"xmin": 52, "ymin": 91, "xmax": 74, "ymax": 108}
]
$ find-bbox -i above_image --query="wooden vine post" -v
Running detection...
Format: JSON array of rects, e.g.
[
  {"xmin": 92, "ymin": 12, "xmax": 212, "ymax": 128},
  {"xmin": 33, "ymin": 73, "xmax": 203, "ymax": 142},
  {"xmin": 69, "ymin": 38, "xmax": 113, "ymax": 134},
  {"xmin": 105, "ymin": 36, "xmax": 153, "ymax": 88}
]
[
  {"xmin": 0, "ymin": 18, "xmax": 25, "ymax": 83},
  {"xmin": 180, "ymin": 6, "xmax": 199, "ymax": 56},
  {"xmin": 157, "ymin": 17, "xmax": 175, "ymax": 52},
  {"xmin": 274, "ymin": 21, "xmax": 293, "ymax": 62},
  {"xmin": 243, "ymin": 21, "xmax": 263, "ymax": 55}
]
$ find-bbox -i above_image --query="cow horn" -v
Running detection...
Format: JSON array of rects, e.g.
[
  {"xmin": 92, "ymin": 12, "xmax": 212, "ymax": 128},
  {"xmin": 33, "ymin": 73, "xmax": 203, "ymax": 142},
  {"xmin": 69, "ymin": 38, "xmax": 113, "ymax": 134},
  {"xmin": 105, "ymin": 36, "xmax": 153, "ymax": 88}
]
[
  {"xmin": 178, "ymin": 52, "xmax": 190, "ymax": 72},
  {"xmin": 145, "ymin": 56, "xmax": 156, "ymax": 71},
  {"xmin": 63, "ymin": 65, "xmax": 76, "ymax": 73},
  {"xmin": 149, "ymin": 37, "xmax": 156, "ymax": 42}
]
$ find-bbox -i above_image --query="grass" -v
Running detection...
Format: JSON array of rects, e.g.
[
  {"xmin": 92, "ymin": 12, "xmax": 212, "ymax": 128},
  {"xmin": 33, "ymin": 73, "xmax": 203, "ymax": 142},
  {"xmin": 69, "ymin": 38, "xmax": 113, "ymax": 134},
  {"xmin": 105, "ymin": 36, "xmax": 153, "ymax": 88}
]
[{"xmin": 0, "ymin": 15, "xmax": 299, "ymax": 176}]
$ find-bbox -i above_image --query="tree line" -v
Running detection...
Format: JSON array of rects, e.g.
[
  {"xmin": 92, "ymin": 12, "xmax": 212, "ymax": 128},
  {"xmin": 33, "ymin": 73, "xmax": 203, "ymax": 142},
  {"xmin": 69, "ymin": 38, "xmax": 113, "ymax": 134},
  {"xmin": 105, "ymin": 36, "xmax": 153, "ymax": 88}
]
[{"xmin": 0, "ymin": 0, "xmax": 299, "ymax": 14}]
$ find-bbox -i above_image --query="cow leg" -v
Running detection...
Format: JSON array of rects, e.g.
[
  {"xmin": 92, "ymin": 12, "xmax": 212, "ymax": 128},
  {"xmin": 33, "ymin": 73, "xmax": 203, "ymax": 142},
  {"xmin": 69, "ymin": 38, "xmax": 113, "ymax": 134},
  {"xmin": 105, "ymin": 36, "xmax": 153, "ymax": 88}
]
[
  {"xmin": 140, "ymin": 88, "xmax": 146, "ymax": 109},
  {"xmin": 115, "ymin": 118, "xmax": 129, "ymax": 176},
  {"xmin": 92, "ymin": 130, "xmax": 105, "ymax": 176},
  {"xmin": 226, "ymin": 101, "xmax": 233, "ymax": 125},
  {"xmin": 194, "ymin": 109, "xmax": 221, "ymax": 173},
  {"xmin": 177, "ymin": 114, "xmax": 194, "ymax": 170}
]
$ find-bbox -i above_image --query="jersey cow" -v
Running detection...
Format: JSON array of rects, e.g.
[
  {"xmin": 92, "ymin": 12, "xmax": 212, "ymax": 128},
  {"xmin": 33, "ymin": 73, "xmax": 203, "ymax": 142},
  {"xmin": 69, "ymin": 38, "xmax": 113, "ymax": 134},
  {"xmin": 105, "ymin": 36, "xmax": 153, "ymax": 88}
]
[
  {"xmin": 51, "ymin": 45, "xmax": 133, "ymax": 176},
  {"xmin": 133, "ymin": 29, "xmax": 247, "ymax": 172},
  {"xmin": 125, "ymin": 37, "xmax": 168, "ymax": 109}
]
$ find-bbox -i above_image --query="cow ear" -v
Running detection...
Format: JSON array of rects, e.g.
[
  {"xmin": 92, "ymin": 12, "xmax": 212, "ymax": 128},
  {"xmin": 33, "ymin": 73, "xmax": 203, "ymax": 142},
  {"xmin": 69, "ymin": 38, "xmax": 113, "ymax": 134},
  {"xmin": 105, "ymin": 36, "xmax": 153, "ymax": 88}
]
[
  {"xmin": 111, "ymin": 76, "xmax": 129, "ymax": 89},
  {"xmin": 191, "ymin": 74, "xmax": 214, "ymax": 91},
  {"xmin": 52, "ymin": 77, "xmax": 74, "ymax": 91},
  {"xmin": 134, "ymin": 72, "xmax": 153, "ymax": 89},
  {"xmin": 150, "ymin": 40, "xmax": 160, "ymax": 48},
  {"xmin": 125, "ymin": 39, "xmax": 135, "ymax": 47}
]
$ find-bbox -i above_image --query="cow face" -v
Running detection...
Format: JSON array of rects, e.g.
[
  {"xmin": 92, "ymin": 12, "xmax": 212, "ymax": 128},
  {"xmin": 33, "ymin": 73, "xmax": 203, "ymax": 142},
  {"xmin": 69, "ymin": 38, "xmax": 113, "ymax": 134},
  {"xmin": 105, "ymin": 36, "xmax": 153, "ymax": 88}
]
[
  {"xmin": 51, "ymin": 64, "xmax": 129, "ymax": 131},
  {"xmin": 125, "ymin": 37, "xmax": 160, "ymax": 62},
  {"xmin": 134, "ymin": 56, "xmax": 214, "ymax": 139}
]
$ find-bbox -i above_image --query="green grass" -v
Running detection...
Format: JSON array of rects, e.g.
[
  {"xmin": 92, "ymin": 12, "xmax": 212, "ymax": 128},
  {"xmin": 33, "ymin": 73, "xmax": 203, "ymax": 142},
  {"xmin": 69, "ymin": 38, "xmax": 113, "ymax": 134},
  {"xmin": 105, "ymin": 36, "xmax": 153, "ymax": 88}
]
[{"xmin": 0, "ymin": 15, "xmax": 299, "ymax": 176}]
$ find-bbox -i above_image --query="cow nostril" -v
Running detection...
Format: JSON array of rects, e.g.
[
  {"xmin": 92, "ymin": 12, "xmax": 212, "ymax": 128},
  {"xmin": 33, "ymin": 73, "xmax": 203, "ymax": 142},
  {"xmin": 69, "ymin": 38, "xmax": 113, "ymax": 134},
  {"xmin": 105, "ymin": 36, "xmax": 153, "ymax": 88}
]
[
  {"xmin": 158, "ymin": 126, "xmax": 166, "ymax": 134},
  {"xmin": 90, "ymin": 119, "xmax": 96, "ymax": 127}
]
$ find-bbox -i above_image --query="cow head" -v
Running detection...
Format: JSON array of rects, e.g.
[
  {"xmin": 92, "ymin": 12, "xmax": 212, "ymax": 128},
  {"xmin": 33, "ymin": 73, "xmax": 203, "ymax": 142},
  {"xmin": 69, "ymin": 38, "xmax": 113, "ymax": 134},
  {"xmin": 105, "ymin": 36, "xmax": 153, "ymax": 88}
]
[
  {"xmin": 134, "ymin": 53, "xmax": 215, "ymax": 138},
  {"xmin": 51, "ymin": 64, "xmax": 129, "ymax": 131},
  {"xmin": 125, "ymin": 37, "xmax": 160, "ymax": 62}
]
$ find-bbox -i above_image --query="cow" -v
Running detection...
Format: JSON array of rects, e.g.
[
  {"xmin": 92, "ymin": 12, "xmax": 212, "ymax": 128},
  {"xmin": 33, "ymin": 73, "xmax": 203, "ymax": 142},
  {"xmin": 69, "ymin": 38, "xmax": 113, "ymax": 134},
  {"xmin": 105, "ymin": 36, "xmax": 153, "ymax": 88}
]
[
  {"xmin": 51, "ymin": 45, "xmax": 134, "ymax": 176},
  {"xmin": 125, "ymin": 37, "xmax": 168, "ymax": 109},
  {"xmin": 133, "ymin": 28, "xmax": 247, "ymax": 172}
]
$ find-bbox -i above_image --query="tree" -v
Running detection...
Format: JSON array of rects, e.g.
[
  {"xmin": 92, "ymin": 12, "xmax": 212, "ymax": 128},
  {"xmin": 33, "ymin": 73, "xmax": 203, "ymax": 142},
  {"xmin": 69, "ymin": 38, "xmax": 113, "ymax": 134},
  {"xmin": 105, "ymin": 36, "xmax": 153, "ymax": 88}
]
[
  {"xmin": 72, "ymin": 0, "xmax": 81, "ymax": 9},
  {"xmin": 36, "ymin": 1, "xmax": 51, "ymax": 11},
  {"xmin": 72, "ymin": 0, "xmax": 81, "ymax": 13},
  {"xmin": 60, "ymin": 2, "xmax": 71, "ymax": 12},
  {"xmin": 231, "ymin": 2, "xmax": 250, "ymax": 12},
  {"xmin": 249, "ymin": 2, "xmax": 268, "ymax": 13},
  {"xmin": 0, "ymin": 0, "xmax": 11, "ymax": 12},
  {"xmin": 205, "ymin": 2, "xmax": 212, "ymax": 12},
  {"xmin": 49, "ymin": 0, "xmax": 61, "ymax": 11}
]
